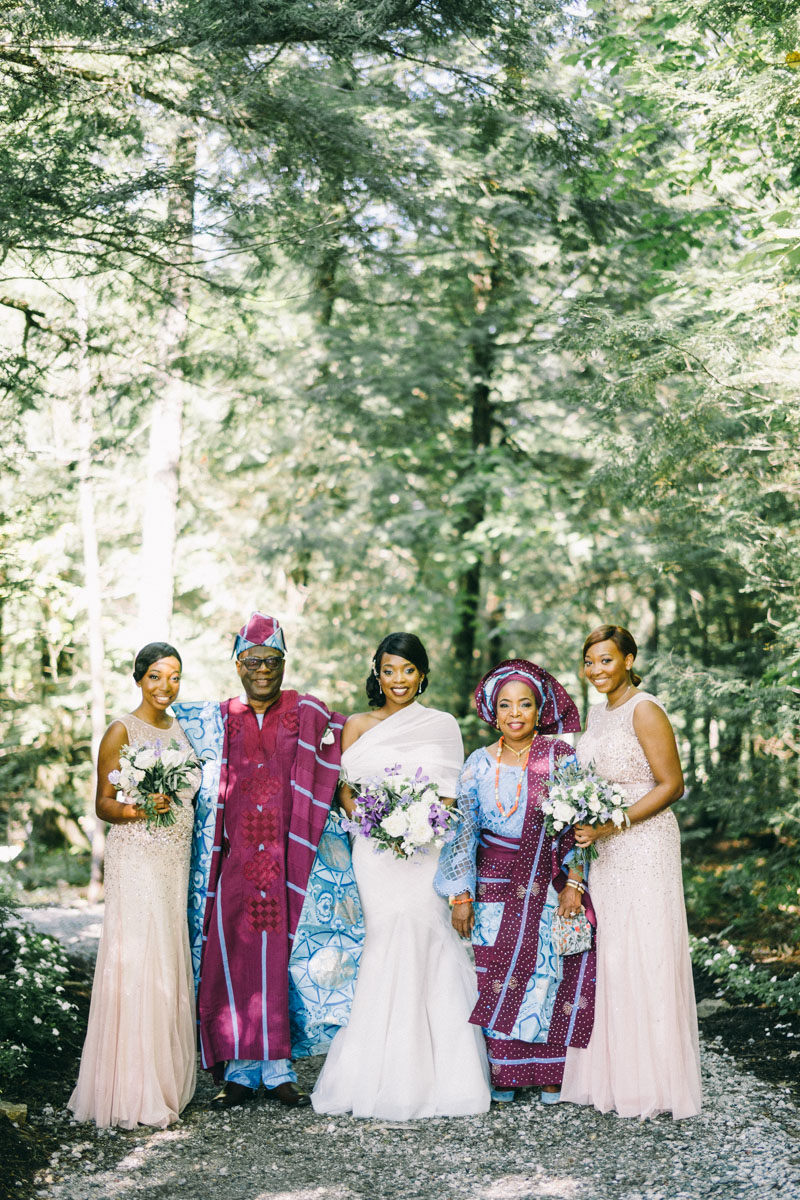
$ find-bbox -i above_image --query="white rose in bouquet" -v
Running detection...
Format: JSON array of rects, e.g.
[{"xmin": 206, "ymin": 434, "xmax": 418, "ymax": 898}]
[
  {"xmin": 160, "ymin": 746, "xmax": 187, "ymax": 770},
  {"xmin": 381, "ymin": 808, "xmax": 410, "ymax": 838},
  {"xmin": 587, "ymin": 795, "xmax": 603, "ymax": 815},
  {"xmin": 609, "ymin": 807, "xmax": 626, "ymax": 827},
  {"xmin": 407, "ymin": 804, "xmax": 434, "ymax": 845},
  {"xmin": 552, "ymin": 799, "xmax": 576, "ymax": 825},
  {"xmin": 133, "ymin": 746, "xmax": 157, "ymax": 770}
]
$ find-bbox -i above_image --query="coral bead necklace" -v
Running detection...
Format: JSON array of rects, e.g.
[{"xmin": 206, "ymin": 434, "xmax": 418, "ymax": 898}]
[{"xmin": 494, "ymin": 736, "xmax": 532, "ymax": 819}]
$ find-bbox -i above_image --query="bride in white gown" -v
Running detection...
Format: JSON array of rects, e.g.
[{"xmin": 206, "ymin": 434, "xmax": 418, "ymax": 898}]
[{"xmin": 311, "ymin": 633, "xmax": 490, "ymax": 1120}]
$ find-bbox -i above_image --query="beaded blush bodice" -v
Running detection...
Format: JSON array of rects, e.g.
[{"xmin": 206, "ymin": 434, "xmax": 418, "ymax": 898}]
[
  {"xmin": 107, "ymin": 713, "xmax": 198, "ymax": 850},
  {"xmin": 576, "ymin": 692, "xmax": 666, "ymax": 803}
]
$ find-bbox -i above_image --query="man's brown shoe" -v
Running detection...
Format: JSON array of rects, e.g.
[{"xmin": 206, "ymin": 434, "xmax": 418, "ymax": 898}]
[
  {"xmin": 264, "ymin": 1081, "xmax": 311, "ymax": 1108},
  {"xmin": 211, "ymin": 1082, "xmax": 257, "ymax": 1109}
]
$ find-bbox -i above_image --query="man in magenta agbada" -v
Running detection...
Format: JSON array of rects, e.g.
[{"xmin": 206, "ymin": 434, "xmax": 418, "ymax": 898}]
[{"xmin": 181, "ymin": 613, "xmax": 344, "ymax": 1108}]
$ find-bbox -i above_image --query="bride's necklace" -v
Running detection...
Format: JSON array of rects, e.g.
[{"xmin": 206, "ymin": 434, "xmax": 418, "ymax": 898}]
[{"xmin": 494, "ymin": 736, "xmax": 531, "ymax": 819}]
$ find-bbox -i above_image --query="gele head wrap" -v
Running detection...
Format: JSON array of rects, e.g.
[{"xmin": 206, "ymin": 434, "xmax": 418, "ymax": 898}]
[
  {"xmin": 232, "ymin": 611, "xmax": 287, "ymax": 659},
  {"xmin": 474, "ymin": 658, "xmax": 581, "ymax": 735}
]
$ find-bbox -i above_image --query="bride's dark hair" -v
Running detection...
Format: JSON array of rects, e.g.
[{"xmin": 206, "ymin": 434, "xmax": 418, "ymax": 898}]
[
  {"xmin": 582, "ymin": 625, "xmax": 642, "ymax": 687},
  {"xmin": 133, "ymin": 642, "xmax": 182, "ymax": 682},
  {"xmin": 366, "ymin": 632, "xmax": 430, "ymax": 708}
]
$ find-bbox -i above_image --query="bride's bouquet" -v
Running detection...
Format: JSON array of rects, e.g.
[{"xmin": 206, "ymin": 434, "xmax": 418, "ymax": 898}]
[
  {"xmin": 108, "ymin": 740, "xmax": 202, "ymax": 829},
  {"xmin": 340, "ymin": 765, "xmax": 460, "ymax": 860},
  {"xmin": 541, "ymin": 759, "xmax": 630, "ymax": 865}
]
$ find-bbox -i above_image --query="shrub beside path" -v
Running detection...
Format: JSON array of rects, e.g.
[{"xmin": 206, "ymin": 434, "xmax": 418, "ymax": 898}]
[{"xmin": 19, "ymin": 907, "xmax": 800, "ymax": 1200}]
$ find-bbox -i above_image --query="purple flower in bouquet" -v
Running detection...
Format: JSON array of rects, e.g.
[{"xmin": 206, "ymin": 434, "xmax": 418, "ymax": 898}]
[
  {"xmin": 358, "ymin": 785, "xmax": 392, "ymax": 833},
  {"xmin": 427, "ymin": 801, "xmax": 455, "ymax": 840}
]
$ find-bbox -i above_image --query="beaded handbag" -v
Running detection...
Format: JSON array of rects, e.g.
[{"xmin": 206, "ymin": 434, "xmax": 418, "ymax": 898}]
[{"xmin": 551, "ymin": 910, "xmax": 592, "ymax": 957}]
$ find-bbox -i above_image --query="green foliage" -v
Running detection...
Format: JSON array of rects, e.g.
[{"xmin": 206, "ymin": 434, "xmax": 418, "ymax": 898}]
[
  {"xmin": 8, "ymin": 851, "xmax": 91, "ymax": 895},
  {"xmin": 690, "ymin": 935, "xmax": 800, "ymax": 1016},
  {"xmin": 0, "ymin": 891, "xmax": 81, "ymax": 1090},
  {"xmin": 682, "ymin": 838, "xmax": 800, "ymax": 955}
]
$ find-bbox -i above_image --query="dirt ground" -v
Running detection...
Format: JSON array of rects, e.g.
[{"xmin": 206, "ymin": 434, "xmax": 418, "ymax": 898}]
[{"xmin": 4, "ymin": 907, "xmax": 799, "ymax": 1200}]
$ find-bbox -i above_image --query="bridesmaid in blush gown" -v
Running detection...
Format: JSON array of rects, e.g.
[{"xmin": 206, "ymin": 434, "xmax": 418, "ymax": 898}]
[
  {"xmin": 560, "ymin": 625, "xmax": 701, "ymax": 1120},
  {"xmin": 69, "ymin": 642, "xmax": 200, "ymax": 1129},
  {"xmin": 311, "ymin": 632, "xmax": 490, "ymax": 1120}
]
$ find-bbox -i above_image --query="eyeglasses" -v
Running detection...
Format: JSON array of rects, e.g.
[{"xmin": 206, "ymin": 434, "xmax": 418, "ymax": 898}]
[{"xmin": 240, "ymin": 656, "xmax": 284, "ymax": 673}]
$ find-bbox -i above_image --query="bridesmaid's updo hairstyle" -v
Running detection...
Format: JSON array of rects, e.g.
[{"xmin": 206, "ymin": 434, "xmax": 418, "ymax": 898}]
[
  {"xmin": 582, "ymin": 625, "xmax": 642, "ymax": 687},
  {"xmin": 366, "ymin": 632, "xmax": 430, "ymax": 708},
  {"xmin": 133, "ymin": 642, "xmax": 183, "ymax": 683}
]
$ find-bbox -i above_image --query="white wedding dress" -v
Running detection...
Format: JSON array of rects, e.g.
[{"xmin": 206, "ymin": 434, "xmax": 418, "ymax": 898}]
[{"xmin": 311, "ymin": 703, "xmax": 490, "ymax": 1119}]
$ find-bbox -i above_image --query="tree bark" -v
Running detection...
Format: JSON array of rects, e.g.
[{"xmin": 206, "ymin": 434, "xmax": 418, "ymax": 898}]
[
  {"xmin": 451, "ymin": 270, "xmax": 498, "ymax": 713},
  {"xmin": 75, "ymin": 286, "xmax": 107, "ymax": 899},
  {"xmin": 136, "ymin": 125, "xmax": 196, "ymax": 641}
]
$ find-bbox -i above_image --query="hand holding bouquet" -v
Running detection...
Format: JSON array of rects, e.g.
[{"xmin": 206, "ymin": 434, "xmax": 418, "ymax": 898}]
[
  {"xmin": 541, "ymin": 759, "xmax": 630, "ymax": 865},
  {"xmin": 108, "ymin": 739, "xmax": 202, "ymax": 829},
  {"xmin": 341, "ymin": 765, "xmax": 460, "ymax": 860}
]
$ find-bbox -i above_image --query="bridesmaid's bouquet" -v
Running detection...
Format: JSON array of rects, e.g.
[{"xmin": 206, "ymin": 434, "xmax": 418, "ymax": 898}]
[
  {"xmin": 340, "ymin": 765, "xmax": 460, "ymax": 860},
  {"xmin": 108, "ymin": 740, "xmax": 202, "ymax": 829},
  {"xmin": 541, "ymin": 759, "xmax": 630, "ymax": 865}
]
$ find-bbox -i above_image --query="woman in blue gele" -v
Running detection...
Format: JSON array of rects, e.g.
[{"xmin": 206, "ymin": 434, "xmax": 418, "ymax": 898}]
[{"xmin": 436, "ymin": 659, "xmax": 595, "ymax": 1104}]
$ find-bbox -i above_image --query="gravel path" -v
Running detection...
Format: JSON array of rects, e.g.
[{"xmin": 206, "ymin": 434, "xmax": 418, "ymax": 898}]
[
  {"xmin": 20, "ymin": 906, "xmax": 104, "ymax": 967},
  {"xmin": 20, "ymin": 907, "xmax": 800, "ymax": 1200}
]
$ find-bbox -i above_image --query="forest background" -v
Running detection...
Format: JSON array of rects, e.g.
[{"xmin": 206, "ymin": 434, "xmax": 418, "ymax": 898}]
[{"xmin": 1, "ymin": 0, "xmax": 799, "ymax": 1010}]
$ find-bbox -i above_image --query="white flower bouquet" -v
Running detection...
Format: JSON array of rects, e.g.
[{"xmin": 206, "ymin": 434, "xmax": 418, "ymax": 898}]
[
  {"xmin": 541, "ymin": 759, "xmax": 630, "ymax": 865},
  {"xmin": 340, "ymin": 765, "xmax": 460, "ymax": 860},
  {"xmin": 108, "ymin": 739, "xmax": 202, "ymax": 829}
]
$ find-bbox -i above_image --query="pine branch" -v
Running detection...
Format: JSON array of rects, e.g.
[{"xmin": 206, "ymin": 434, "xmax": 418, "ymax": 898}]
[
  {"xmin": 0, "ymin": 296, "xmax": 76, "ymax": 348},
  {"xmin": 653, "ymin": 336, "xmax": 771, "ymax": 404}
]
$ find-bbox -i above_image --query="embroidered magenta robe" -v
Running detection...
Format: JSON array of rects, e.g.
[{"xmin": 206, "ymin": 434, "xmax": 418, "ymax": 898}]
[{"xmin": 197, "ymin": 691, "xmax": 342, "ymax": 1071}]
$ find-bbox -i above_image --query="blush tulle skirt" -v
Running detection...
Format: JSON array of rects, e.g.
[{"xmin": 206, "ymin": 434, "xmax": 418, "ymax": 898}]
[
  {"xmin": 68, "ymin": 824, "xmax": 196, "ymax": 1128},
  {"xmin": 561, "ymin": 809, "xmax": 701, "ymax": 1119}
]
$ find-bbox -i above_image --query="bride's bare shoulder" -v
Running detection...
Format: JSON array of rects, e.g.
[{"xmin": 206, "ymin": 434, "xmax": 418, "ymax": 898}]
[{"xmin": 342, "ymin": 710, "xmax": 382, "ymax": 750}]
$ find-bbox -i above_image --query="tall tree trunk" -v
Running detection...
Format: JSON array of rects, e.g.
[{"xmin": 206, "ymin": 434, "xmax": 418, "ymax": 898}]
[
  {"xmin": 486, "ymin": 561, "xmax": 505, "ymax": 669},
  {"xmin": 580, "ymin": 670, "xmax": 590, "ymax": 727},
  {"xmin": 315, "ymin": 241, "xmax": 344, "ymax": 329},
  {"xmin": 452, "ymin": 271, "xmax": 497, "ymax": 713},
  {"xmin": 649, "ymin": 577, "xmax": 661, "ymax": 653},
  {"xmin": 75, "ymin": 287, "xmax": 107, "ymax": 900},
  {"xmin": 137, "ymin": 126, "xmax": 196, "ymax": 641}
]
